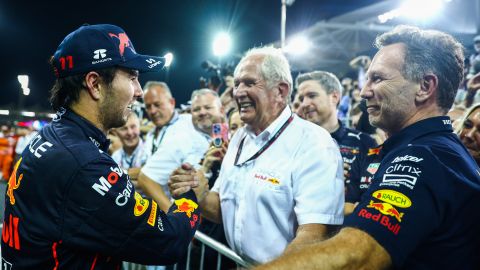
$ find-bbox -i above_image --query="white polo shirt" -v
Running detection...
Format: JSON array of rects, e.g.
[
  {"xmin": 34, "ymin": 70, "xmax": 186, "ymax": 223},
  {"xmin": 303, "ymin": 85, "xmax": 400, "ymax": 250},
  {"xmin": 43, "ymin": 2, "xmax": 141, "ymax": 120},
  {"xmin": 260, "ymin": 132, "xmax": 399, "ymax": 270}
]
[
  {"xmin": 141, "ymin": 121, "xmax": 211, "ymax": 199},
  {"xmin": 143, "ymin": 112, "xmax": 193, "ymax": 158},
  {"xmin": 212, "ymin": 106, "xmax": 344, "ymax": 263}
]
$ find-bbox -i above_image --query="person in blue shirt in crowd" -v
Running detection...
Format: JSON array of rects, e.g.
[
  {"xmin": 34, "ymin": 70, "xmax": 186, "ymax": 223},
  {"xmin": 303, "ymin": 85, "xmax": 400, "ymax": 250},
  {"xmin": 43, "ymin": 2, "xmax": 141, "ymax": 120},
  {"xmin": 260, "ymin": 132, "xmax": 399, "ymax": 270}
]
[{"xmin": 255, "ymin": 25, "xmax": 480, "ymax": 270}]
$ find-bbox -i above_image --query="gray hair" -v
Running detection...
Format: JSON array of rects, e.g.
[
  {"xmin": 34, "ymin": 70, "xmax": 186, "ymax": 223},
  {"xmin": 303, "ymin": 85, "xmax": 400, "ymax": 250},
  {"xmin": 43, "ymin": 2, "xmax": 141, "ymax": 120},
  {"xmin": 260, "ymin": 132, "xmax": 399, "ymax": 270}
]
[
  {"xmin": 143, "ymin": 81, "xmax": 172, "ymax": 98},
  {"xmin": 295, "ymin": 71, "xmax": 343, "ymax": 97},
  {"xmin": 234, "ymin": 46, "xmax": 293, "ymax": 99},
  {"xmin": 375, "ymin": 25, "xmax": 464, "ymax": 113},
  {"xmin": 190, "ymin": 88, "xmax": 222, "ymax": 108}
]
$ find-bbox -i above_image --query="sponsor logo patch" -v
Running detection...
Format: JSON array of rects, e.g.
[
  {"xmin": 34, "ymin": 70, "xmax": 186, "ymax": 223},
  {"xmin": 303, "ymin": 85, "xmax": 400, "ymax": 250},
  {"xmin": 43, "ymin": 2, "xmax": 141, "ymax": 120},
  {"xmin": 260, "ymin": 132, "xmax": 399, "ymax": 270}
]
[
  {"xmin": 173, "ymin": 198, "xmax": 198, "ymax": 218},
  {"xmin": 366, "ymin": 163, "xmax": 380, "ymax": 175},
  {"xmin": 147, "ymin": 200, "xmax": 158, "ymax": 227},
  {"xmin": 92, "ymin": 166, "xmax": 124, "ymax": 196},
  {"xmin": 367, "ymin": 200, "xmax": 404, "ymax": 222},
  {"xmin": 368, "ymin": 147, "xmax": 382, "ymax": 156},
  {"xmin": 381, "ymin": 174, "xmax": 417, "ymax": 189},
  {"xmin": 372, "ymin": 190, "xmax": 411, "ymax": 208},
  {"xmin": 385, "ymin": 164, "xmax": 422, "ymax": 176},
  {"xmin": 254, "ymin": 170, "xmax": 281, "ymax": 185},
  {"xmin": 392, "ymin": 155, "xmax": 423, "ymax": 163},
  {"xmin": 133, "ymin": 192, "xmax": 149, "ymax": 216},
  {"xmin": 7, "ymin": 158, "xmax": 23, "ymax": 206},
  {"xmin": 358, "ymin": 208, "xmax": 401, "ymax": 235}
]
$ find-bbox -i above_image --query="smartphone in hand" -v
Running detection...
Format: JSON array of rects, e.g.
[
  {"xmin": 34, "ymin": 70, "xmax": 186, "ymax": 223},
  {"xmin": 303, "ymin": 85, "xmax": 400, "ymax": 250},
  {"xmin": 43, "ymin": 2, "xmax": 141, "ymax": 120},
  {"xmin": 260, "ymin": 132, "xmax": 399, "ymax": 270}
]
[{"xmin": 212, "ymin": 123, "xmax": 229, "ymax": 147}]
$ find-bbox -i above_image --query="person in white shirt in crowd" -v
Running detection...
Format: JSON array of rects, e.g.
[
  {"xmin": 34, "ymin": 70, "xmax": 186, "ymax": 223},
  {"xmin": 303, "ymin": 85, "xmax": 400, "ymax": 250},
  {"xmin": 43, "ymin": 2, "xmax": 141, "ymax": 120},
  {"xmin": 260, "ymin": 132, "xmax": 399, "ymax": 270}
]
[
  {"xmin": 139, "ymin": 88, "xmax": 225, "ymax": 212},
  {"xmin": 111, "ymin": 112, "xmax": 148, "ymax": 192},
  {"xmin": 142, "ymin": 81, "xmax": 191, "ymax": 158},
  {"xmin": 169, "ymin": 46, "xmax": 344, "ymax": 264}
]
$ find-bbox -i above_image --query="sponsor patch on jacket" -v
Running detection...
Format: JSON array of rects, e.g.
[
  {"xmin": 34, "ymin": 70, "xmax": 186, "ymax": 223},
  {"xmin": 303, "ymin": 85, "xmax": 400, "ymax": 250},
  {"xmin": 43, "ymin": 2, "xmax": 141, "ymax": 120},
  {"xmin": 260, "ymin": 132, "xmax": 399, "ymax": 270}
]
[
  {"xmin": 366, "ymin": 163, "xmax": 380, "ymax": 175},
  {"xmin": 133, "ymin": 192, "xmax": 149, "ymax": 216},
  {"xmin": 372, "ymin": 189, "xmax": 411, "ymax": 208},
  {"xmin": 173, "ymin": 198, "xmax": 198, "ymax": 218},
  {"xmin": 147, "ymin": 200, "xmax": 158, "ymax": 226}
]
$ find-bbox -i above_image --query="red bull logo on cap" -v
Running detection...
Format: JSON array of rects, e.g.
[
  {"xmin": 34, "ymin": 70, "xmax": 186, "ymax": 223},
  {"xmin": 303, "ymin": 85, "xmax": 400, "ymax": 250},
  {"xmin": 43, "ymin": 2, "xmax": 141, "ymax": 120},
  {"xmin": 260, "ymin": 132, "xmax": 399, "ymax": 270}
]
[
  {"xmin": 108, "ymin": 32, "xmax": 134, "ymax": 57},
  {"xmin": 173, "ymin": 198, "xmax": 198, "ymax": 218},
  {"xmin": 367, "ymin": 200, "xmax": 404, "ymax": 222}
]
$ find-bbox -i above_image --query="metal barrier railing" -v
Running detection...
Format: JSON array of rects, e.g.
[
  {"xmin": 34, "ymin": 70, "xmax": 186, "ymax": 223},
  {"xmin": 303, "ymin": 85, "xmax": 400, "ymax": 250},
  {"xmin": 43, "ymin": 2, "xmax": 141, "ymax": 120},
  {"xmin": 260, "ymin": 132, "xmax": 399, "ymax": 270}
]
[{"xmin": 123, "ymin": 230, "xmax": 253, "ymax": 270}]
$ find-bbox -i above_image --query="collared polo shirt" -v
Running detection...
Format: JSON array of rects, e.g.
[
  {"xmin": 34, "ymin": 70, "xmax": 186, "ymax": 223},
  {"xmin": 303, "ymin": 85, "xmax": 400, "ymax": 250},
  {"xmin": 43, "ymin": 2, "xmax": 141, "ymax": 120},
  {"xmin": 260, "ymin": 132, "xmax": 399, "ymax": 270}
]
[
  {"xmin": 141, "ymin": 122, "xmax": 210, "ymax": 199},
  {"xmin": 212, "ymin": 106, "xmax": 344, "ymax": 263},
  {"xmin": 344, "ymin": 116, "xmax": 480, "ymax": 269}
]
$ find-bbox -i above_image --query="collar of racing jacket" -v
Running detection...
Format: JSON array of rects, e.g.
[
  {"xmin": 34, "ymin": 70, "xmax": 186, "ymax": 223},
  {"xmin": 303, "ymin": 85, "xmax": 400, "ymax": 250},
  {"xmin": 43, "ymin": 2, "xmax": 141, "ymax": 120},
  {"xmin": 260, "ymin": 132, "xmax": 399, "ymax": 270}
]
[
  {"xmin": 59, "ymin": 108, "xmax": 111, "ymax": 153},
  {"xmin": 380, "ymin": 116, "xmax": 453, "ymax": 157},
  {"xmin": 330, "ymin": 120, "xmax": 346, "ymax": 142}
]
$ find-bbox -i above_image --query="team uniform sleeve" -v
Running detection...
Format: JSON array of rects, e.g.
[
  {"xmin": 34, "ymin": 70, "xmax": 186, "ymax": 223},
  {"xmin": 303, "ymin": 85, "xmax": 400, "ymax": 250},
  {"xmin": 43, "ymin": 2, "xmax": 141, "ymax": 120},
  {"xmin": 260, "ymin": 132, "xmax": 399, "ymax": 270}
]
[
  {"xmin": 292, "ymin": 131, "xmax": 344, "ymax": 225},
  {"xmin": 345, "ymin": 154, "xmax": 362, "ymax": 203},
  {"xmin": 343, "ymin": 147, "xmax": 443, "ymax": 268},
  {"xmin": 61, "ymin": 156, "xmax": 200, "ymax": 265}
]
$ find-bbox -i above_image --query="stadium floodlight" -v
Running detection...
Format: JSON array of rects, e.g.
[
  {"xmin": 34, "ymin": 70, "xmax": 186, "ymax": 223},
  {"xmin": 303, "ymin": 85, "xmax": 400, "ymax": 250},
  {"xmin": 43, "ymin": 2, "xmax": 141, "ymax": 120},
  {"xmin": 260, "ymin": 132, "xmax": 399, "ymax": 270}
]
[
  {"xmin": 213, "ymin": 32, "xmax": 232, "ymax": 57},
  {"xmin": 164, "ymin": 52, "xmax": 173, "ymax": 67},
  {"xmin": 0, "ymin": 110, "xmax": 9, "ymax": 115},
  {"xmin": 17, "ymin": 75, "xmax": 30, "ymax": 96},
  {"xmin": 284, "ymin": 35, "xmax": 311, "ymax": 55}
]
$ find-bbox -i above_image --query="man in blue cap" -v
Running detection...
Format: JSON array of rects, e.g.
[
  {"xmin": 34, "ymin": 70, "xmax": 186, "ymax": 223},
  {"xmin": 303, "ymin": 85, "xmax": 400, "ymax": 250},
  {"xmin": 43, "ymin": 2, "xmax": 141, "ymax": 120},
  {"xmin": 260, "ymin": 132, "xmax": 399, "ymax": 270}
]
[{"xmin": 1, "ymin": 24, "xmax": 200, "ymax": 269}]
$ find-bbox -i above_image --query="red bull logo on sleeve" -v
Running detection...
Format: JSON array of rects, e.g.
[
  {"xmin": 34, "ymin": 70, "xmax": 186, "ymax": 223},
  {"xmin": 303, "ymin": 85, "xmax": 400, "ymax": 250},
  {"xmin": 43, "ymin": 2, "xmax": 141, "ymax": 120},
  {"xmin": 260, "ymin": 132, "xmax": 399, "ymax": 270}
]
[
  {"xmin": 133, "ymin": 192, "xmax": 149, "ymax": 216},
  {"xmin": 7, "ymin": 158, "xmax": 23, "ymax": 206},
  {"xmin": 367, "ymin": 200, "xmax": 404, "ymax": 222},
  {"xmin": 358, "ymin": 208, "xmax": 401, "ymax": 235},
  {"xmin": 173, "ymin": 198, "xmax": 198, "ymax": 218},
  {"xmin": 373, "ymin": 190, "xmax": 411, "ymax": 208}
]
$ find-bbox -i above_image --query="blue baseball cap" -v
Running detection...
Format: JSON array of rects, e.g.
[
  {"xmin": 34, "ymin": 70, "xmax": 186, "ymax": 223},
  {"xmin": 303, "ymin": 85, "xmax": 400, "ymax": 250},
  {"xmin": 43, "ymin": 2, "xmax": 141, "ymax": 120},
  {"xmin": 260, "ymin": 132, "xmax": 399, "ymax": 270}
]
[{"xmin": 52, "ymin": 24, "xmax": 165, "ymax": 78}]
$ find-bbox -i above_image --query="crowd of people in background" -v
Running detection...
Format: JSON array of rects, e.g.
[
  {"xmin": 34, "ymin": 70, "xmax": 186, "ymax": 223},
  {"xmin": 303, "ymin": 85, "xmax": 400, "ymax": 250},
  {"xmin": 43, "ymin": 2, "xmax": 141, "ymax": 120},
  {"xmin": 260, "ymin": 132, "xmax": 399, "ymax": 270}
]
[{"xmin": 2, "ymin": 23, "xmax": 480, "ymax": 270}]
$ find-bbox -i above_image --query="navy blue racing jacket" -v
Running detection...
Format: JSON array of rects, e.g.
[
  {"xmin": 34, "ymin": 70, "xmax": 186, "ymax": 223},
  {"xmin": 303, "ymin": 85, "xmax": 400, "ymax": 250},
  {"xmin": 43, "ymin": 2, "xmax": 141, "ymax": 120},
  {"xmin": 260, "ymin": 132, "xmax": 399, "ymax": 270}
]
[{"xmin": 1, "ymin": 109, "xmax": 200, "ymax": 269}]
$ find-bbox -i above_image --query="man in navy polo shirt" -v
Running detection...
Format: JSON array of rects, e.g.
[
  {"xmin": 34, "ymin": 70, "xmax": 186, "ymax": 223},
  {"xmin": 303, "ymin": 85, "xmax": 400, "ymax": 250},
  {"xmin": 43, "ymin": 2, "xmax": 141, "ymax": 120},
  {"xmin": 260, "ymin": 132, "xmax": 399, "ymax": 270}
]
[
  {"xmin": 255, "ymin": 25, "xmax": 480, "ymax": 270},
  {"xmin": 1, "ymin": 24, "xmax": 200, "ymax": 269},
  {"xmin": 295, "ymin": 71, "xmax": 377, "ymax": 182}
]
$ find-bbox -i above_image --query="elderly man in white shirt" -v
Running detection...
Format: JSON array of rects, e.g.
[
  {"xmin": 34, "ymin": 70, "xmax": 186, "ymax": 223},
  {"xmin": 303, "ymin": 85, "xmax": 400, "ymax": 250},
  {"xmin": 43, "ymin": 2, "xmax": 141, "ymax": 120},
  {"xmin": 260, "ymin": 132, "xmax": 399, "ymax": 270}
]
[
  {"xmin": 139, "ymin": 88, "xmax": 225, "ymax": 212},
  {"xmin": 169, "ymin": 46, "xmax": 344, "ymax": 264}
]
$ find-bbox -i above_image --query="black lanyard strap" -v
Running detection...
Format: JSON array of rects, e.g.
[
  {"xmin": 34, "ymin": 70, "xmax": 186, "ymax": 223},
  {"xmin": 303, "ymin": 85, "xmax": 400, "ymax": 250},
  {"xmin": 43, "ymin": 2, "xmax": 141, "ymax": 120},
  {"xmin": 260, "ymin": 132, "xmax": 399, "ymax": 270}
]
[{"xmin": 234, "ymin": 114, "xmax": 294, "ymax": 167}]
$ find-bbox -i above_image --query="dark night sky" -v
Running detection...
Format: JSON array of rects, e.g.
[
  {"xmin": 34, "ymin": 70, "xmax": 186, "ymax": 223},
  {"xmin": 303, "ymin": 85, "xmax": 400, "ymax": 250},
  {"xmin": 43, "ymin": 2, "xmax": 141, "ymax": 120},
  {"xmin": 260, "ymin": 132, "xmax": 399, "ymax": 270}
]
[{"xmin": 0, "ymin": 0, "xmax": 379, "ymax": 113}]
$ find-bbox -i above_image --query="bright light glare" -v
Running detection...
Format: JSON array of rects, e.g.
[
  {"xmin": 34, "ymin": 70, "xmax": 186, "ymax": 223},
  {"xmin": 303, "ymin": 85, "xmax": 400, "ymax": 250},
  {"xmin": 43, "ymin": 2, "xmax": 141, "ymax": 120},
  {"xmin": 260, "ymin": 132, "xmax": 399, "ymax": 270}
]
[
  {"xmin": 0, "ymin": 110, "xmax": 9, "ymax": 115},
  {"xmin": 17, "ymin": 75, "xmax": 29, "ymax": 88},
  {"xmin": 47, "ymin": 113, "xmax": 57, "ymax": 119},
  {"xmin": 213, "ymin": 32, "xmax": 232, "ymax": 57},
  {"xmin": 284, "ymin": 36, "xmax": 311, "ymax": 55},
  {"xmin": 164, "ymin": 52, "xmax": 173, "ymax": 67},
  {"xmin": 400, "ymin": 0, "xmax": 444, "ymax": 20},
  {"xmin": 21, "ymin": 111, "xmax": 35, "ymax": 117},
  {"xmin": 23, "ymin": 88, "xmax": 30, "ymax": 96},
  {"xmin": 378, "ymin": 0, "xmax": 448, "ymax": 23}
]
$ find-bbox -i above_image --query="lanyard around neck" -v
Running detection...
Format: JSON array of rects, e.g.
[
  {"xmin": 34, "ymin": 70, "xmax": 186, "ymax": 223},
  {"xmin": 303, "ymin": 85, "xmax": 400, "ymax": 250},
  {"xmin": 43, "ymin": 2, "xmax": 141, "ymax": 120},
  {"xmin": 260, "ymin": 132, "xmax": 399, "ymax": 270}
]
[
  {"xmin": 234, "ymin": 114, "xmax": 294, "ymax": 167},
  {"xmin": 151, "ymin": 112, "xmax": 179, "ymax": 155}
]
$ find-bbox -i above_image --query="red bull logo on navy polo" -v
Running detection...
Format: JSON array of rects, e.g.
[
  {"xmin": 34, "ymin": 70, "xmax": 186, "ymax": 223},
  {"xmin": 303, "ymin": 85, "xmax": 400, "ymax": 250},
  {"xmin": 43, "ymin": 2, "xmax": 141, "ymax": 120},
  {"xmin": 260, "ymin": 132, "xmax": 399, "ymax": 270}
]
[{"xmin": 358, "ymin": 190, "xmax": 412, "ymax": 235}]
